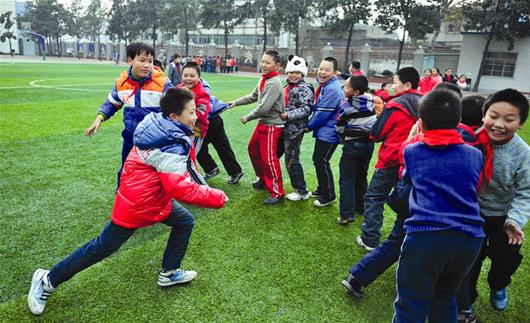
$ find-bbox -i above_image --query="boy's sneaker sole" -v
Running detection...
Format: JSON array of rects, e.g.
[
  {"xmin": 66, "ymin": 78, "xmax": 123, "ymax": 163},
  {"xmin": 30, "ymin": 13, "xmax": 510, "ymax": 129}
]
[
  {"xmin": 356, "ymin": 235, "xmax": 376, "ymax": 251},
  {"xmin": 158, "ymin": 269, "xmax": 197, "ymax": 287},
  {"xmin": 28, "ymin": 269, "xmax": 53, "ymax": 315},
  {"xmin": 341, "ymin": 279, "xmax": 364, "ymax": 298},
  {"xmin": 286, "ymin": 192, "xmax": 310, "ymax": 201},
  {"xmin": 227, "ymin": 172, "xmax": 244, "ymax": 184},
  {"xmin": 314, "ymin": 199, "xmax": 336, "ymax": 207}
]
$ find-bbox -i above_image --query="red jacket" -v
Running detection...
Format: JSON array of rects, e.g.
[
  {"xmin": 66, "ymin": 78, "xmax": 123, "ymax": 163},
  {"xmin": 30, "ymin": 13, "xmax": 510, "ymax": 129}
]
[
  {"xmin": 112, "ymin": 113, "xmax": 226, "ymax": 229},
  {"xmin": 178, "ymin": 82, "xmax": 211, "ymax": 138},
  {"xmin": 418, "ymin": 76, "xmax": 439, "ymax": 94},
  {"xmin": 370, "ymin": 90, "xmax": 422, "ymax": 169}
]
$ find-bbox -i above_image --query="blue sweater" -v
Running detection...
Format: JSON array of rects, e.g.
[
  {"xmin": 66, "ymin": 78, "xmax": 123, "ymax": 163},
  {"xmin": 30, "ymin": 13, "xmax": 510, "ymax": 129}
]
[{"xmin": 403, "ymin": 142, "xmax": 485, "ymax": 238}]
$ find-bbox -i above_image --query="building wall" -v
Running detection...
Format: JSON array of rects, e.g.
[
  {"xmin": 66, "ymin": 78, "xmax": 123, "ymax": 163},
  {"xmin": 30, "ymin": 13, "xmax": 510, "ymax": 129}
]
[
  {"xmin": 0, "ymin": 0, "xmax": 19, "ymax": 54},
  {"xmin": 458, "ymin": 34, "xmax": 530, "ymax": 92}
]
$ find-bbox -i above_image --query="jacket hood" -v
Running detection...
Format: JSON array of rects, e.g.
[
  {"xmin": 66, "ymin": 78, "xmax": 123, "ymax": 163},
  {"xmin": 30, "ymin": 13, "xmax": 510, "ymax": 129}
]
[{"xmin": 133, "ymin": 112, "xmax": 194, "ymax": 149}]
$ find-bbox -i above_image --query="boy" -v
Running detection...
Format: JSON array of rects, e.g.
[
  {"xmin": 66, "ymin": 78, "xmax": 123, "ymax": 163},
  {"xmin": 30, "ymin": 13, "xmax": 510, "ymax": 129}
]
[
  {"xmin": 228, "ymin": 50, "xmax": 285, "ymax": 205},
  {"xmin": 85, "ymin": 42, "xmax": 173, "ymax": 187},
  {"xmin": 178, "ymin": 62, "xmax": 211, "ymax": 153},
  {"xmin": 28, "ymin": 88, "xmax": 227, "ymax": 316},
  {"xmin": 457, "ymin": 89, "xmax": 529, "ymax": 319},
  {"xmin": 357, "ymin": 67, "xmax": 422, "ymax": 251},
  {"xmin": 336, "ymin": 75, "xmax": 379, "ymax": 224},
  {"xmin": 167, "ymin": 54, "xmax": 183, "ymax": 86},
  {"xmin": 281, "ymin": 55, "xmax": 314, "ymax": 201},
  {"xmin": 308, "ymin": 57, "xmax": 343, "ymax": 207},
  {"xmin": 393, "ymin": 89, "xmax": 485, "ymax": 322},
  {"xmin": 339, "ymin": 60, "xmax": 365, "ymax": 80}
]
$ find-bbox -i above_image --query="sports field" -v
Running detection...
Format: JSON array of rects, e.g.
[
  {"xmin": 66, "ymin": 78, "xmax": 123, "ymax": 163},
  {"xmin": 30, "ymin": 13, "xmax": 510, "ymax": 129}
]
[{"xmin": 0, "ymin": 62, "xmax": 528, "ymax": 321}]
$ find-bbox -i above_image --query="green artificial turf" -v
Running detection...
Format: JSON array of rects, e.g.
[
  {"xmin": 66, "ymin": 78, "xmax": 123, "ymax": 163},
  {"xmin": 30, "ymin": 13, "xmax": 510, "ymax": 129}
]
[{"xmin": 0, "ymin": 62, "xmax": 528, "ymax": 322}]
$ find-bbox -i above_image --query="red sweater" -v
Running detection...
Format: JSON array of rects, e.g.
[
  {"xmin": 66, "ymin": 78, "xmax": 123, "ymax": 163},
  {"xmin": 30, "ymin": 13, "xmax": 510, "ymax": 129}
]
[{"xmin": 178, "ymin": 82, "xmax": 211, "ymax": 138}]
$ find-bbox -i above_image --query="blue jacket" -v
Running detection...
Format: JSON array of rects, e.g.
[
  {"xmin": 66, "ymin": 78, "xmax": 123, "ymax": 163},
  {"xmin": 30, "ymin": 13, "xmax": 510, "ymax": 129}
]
[{"xmin": 307, "ymin": 77, "xmax": 342, "ymax": 144}]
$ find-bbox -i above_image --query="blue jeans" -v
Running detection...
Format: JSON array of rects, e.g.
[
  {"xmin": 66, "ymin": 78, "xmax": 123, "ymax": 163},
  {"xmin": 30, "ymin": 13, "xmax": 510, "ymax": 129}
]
[
  {"xmin": 339, "ymin": 140, "xmax": 374, "ymax": 218},
  {"xmin": 349, "ymin": 180, "xmax": 411, "ymax": 286},
  {"xmin": 312, "ymin": 139, "xmax": 338, "ymax": 201},
  {"xmin": 48, "ymin": 200, "xmax": 194, "ymax": 287},
  {"xmin": 284, "ymin": 134, "xmax": 307, "ymax": 194},
  {"xmin": 361, "ymin": 166, "xmax": 399, "ymax": 247},
  {"xmin": 393, "ymin": 230, "xmax": 483, "ymax": 323}
]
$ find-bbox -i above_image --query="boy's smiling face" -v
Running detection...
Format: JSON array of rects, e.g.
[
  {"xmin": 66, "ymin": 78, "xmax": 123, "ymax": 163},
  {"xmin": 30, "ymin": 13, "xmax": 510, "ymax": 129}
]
[
  {"xmin": 318, "ymin": 60, "xmax": 335, "ymax": 83},
  {"xmin": 128, "ymin": 52, "xmax": 153, "ymax": 78},
  {"xmin": 260, "ymin": 54, "xmax": 279, "ymax": 74},
  {"xmin": 170, "ymin": 100, "xmax": 197, "ymax": 129},
  {"xmin": 483, "ymin": 102, "xmax": 523, "ymax": 143},
  {"xmin": 182, "ymin": 67, "xmax": 200, "ymax": 89}
]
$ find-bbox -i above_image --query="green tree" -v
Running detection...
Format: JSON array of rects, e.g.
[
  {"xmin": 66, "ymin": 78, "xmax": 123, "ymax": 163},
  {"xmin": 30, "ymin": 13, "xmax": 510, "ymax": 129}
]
[
  {"xmin": 84, "ymin": 0, "xmax": 106, "ymax": 60},
  {"xmin": 463, "ymin": 0, "xmax": 530, "ymax": 91},
  {"xmin": 21, "ymin": 0, "xmax": 63, "ymax": 55},
  {"xmin": 200, "ymin": 0, "xmax": 249, "ymax": 57},
  {"xmin": 245, "ymin": 0, "xmax": 274, "ymax": 54},
  {"xmin": 135, "ymin": 0, "xmax": 166, "ymax": 53},
  {"xmin": 428, "ymin": 0, "xmax": 464, "ymax": 49},
  {"xmin": 374, "ymin": 0, "xmax": 440, "ymax": 70},
  {"xmin": 107, "ymin": 0, "xmax": 126, "ymax": 47},
  {"xmin": 0, "ymin": 11, "xmax": 17, "ymax": 56},
  {"xmin": 271, "ymin": 0, "xmax": 313, "ymax": 55},
  {"xmin": 319, "ymin": 0, "xmax": 371, "ymax": 70},
  {"xmin": 64, "ymin": 0, "xmax": 84, "ymax": 58},
  {"xmin": 160, "ymin": 0, "xmax": 200, "ymax": 56}
]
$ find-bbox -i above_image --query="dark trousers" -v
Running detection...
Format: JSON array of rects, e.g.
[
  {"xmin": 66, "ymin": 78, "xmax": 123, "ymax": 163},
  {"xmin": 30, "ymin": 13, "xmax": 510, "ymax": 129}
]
[
  {"xmin": 284, "ymin": 134, "xmax": 307, "ymax": 194},
  {"xmin": 394, "ymin": 230, "xmax": 483, "ymax": 323},
  {"xmin": 361, "ymin": 166, "xmax": 400, "ymax": 247},
  {"xmin": 349, "ymin": 180, "xmax": 411, "ymax": 286},
  {"xmin": 117, "ymin": 128, "xmax": 134, "ymax": 189},
  {"xmin": 47, "ymin": 201, "xmax": 194, "ymax": 287},
  {"xmin": 456, "ymin": 215, "xmax": 524, "ymax": 310},
  {"xmin": 197, "ymin": 116, "xmax": 242, "ymax": 177},
  {"xmin": 312, "ymin": 139, "xmax": 338, "ymax": 201},
  {"xmin": 339, "ymin": 140, "xmax": 374, "ymax": 217}
]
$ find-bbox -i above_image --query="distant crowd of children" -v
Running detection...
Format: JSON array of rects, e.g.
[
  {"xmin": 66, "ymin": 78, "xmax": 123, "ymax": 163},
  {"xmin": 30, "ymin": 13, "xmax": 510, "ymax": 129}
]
[{"xmin": 28, "ymin": 42, "xmax": 528, "ymax": 323}]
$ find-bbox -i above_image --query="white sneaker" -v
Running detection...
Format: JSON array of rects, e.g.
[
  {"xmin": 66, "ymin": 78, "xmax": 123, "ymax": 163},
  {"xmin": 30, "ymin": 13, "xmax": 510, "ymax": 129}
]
[
  {"xmin": 356, "ymin": 235, "xmax": 376, "ymax": 252},
  {"xmin": 286, "ymin": 191, "xmax": 310, "ymax": 201},
  {"xmin": 158, "ymin": 268, "xmax": 197, "ymax": 287},
  {"xmin": 28, "ymin": 269, "xmax": 55, "ymax": 315}
]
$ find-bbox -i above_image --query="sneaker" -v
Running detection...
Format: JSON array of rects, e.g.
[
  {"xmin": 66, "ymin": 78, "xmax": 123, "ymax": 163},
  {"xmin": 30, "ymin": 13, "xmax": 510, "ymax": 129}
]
[
  {"xmin": 337, "ymin": 216, "xmax": 355, "ymax": 225},
  {"xmin": 309, "ymin": 190, "xmax": 321, "ymax": 198},
  {"xmin": 158, "ymin": 268, "xmax": 197, "ymax": 287},
  {"xmin": 314, "ymin": 198, "xmax": 336, "ymax": 207},
  {"xmin": 252, "ymin": 179, "xmax": 266, "ymax": 190},
  {"xmin": 28, "ymin": 269, "xmax": 55, "ymax": 315},
  {"xmin": 227, "ymin": 172, "xmax": 244, "ymax": 185},
  {"xmin": 356, "ymin": 235, "xmax": 376, "ymax": 251},
  {"xmin": 286, "ymin": 191, "xmax": 310, "ymax": 201},
  {"xmin": 264, "ymin": 196, "xmax": 285, "ymax": 205},
  {"xmin": 457, "ymin": 309, "xmax": 477, "ymax": 323},
  {"xmin": 203, "ymin": 167, "xmax": 220, "ymax": 181},
  {"xmin": 490, "ymin": 288, "xmax": 508, "ymax": 311},
  {"xmin": 341, "ymin": 274, "xmax": 364, "ymax": 298}
]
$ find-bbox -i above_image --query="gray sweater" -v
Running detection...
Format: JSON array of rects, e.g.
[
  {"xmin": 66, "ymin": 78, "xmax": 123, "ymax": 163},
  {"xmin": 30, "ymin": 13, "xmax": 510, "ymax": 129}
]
[
  {"xmin": 479, "ymin": 133, "xmax": 530, "ymax": 229},
  {"xmin": 234, "ymin": 76, "xmax": 285, "ymax": 125}
]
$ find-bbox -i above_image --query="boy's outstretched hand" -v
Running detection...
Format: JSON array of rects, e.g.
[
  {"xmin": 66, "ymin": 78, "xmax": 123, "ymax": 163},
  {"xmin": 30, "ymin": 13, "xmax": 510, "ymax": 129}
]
[
  {"xmin": 85, "ymin": 115, "xmax": 104, "ymax": 137},
  {"xmin": 241, "ymin": 115, "xmax": 249, "ymax": 124},
  {"xmin": 505, "ymin": 221, "xmax": 524, "ymax": 245},
  {"xmin": 227, "ymin": 101, "xmax": 236, "ymax": 108}
]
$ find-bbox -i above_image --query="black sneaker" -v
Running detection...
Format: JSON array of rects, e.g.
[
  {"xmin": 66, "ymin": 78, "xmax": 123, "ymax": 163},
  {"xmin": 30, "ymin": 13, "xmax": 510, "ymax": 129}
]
[
  {"xmin": 457, "ymin": 310, "xmax": 477, "ymax": 323},
  {"xmin": 264, "ymin": 196, "xmax": 284, "ymax": 205},
  {"xmin": 337, "ymin": 216, "xmax": 355, "ymax": 225},
  {"xmin": 341, "ymin": 274, "xmax": 364, "ymax": 298},
  {"xmin": 252, "ymin": 179, "xmax": 266, "ymax": 190},
  {"xmin": 203, "ymin": 167, "xmax": 220, "ymax": 181},
  {"xmin": 227, "ymin": 172, "xmax": 244, "ymax": 185},
  {"xmin": 309, "ymin": 190, "xmax": 321, "ymax": 198}
]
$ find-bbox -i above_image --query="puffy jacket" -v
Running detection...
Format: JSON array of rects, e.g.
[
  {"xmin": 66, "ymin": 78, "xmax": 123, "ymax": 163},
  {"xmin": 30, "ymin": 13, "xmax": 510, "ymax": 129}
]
[
  {"xmin": 111, "ymin": 112, "xmax": 226, "ymax": 229},
  {"xmin": 284, "ymin": 79, "xmax": 314, "ymax": 139},
  {"xmin": 98, "ymin": 66, "xmax": 173, "ymax": 132},
  {"xmin": 308, "ymin": 77, "xmax": 342, "ymax": 144},
  {"xmin": 370, "ymin": 90, "xmax": 422, "ymax": 169},
  {"xmin": 201, "ymin": 79, "xmax": 229, "ymax": 119},
  {"xmin": 177, "ymin": 81, "xmax": 211, "ymax": 138}
]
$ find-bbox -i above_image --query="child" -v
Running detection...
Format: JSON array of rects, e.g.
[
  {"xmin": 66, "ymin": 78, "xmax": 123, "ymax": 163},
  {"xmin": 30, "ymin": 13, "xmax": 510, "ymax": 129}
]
[
  {"xmin": 418, "ymin": 68, "xmax": 438, "ymax": 94},
  {"xmin": 461, "ymin": 95, "xmax": 486, "ymax": 130},
  {"xmin": 336, "ymin": 75, "xmax": 379, "ymax": 224},
  {"xmin": 281, "ymin": 55, "xmax": 314, "ymax": 201},
  {"xmin": 28, "ymin": 88, "xmax": 227, "ymax": 316},
  {"xmin": 198, "ymin": 80, "xmax": 244, "ymax": 185},
  {"xmin": 227, "ymin": 50, "xmax": 285, "ymax": 205},
  {"xmin": 457, "ymin": 74, "xmax": 469, "ymax": 90},
  {"xmin": 178, "ymin": 62, "xmax": 211, "ymax": 153},
  {"xmin": 442, "ymin": 68, "xmax": 457, "ymax": 84},
  {"xmin": 340, "ymin": 60, "xmax": 365, "ymax": 80},
  {"xmin": 84, "ymin": 42, "xmax": 173, "ymax": 188},
  {"xmin": 357, "ymin": 67, "xmax": 422, "ymax": 251},
  {"xmin": 307, "ymin": 57, "xmax": 343, "ymax": 207},
  {"xmin": 393, "ymin": 89, "xmax": 485, "ymax": 322},
  {"xmin": 431, "ymin": 67, "xmax": 443, "ymax": 84},
  {"xmin": 374, "ymin": 82, "xmax": 393, "ymax": 103},
  {"xmin": 167, "ymin": 54, "xmax": 183, "ymax": 86},
  {"xmin": 457, "ymin": 89, "xmax": 529, "ymax": 319}
]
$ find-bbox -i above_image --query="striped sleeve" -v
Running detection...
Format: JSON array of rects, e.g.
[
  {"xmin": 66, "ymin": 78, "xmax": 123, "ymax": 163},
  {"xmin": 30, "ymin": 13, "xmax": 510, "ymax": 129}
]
[{"xmin": 98, "ymin": 84, "xmax": 123, "ymax": 120}]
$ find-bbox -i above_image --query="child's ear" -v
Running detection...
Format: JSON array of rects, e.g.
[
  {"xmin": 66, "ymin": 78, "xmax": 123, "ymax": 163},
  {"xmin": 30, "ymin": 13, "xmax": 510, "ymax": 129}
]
[{"xmin": 127, "ymin": 57, "xmax": 133, "ymax": 65}]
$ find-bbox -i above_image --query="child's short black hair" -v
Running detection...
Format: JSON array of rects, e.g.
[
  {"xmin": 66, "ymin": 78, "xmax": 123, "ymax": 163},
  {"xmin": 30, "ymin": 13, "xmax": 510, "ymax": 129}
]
[
  {"xmin": 126, "ymin": 42, "xmax": 155, "ymax": 59},
  {"xmin": 349, "ymin": 75, "xmax": 369, "ymax": 94},
  {"xmin": 419, "ymin": 89, "xmax": 461, "ymax": 130},
  {"xmin": 173, "ymin": 54, "xmax": 181, "ymax": 59},
  {"xmin": 153, "ymin": 59, "xmax": 164, "ymax": 72},
  {"xmin": 183, "ymin": 62, "xmax": 201, "ymax": 76},
  {"xmin": 350, "ymin": 61, "xmax": 361, "ymax": 70},
  {"xmin": 433, "ymin": 81, "xmax": 462, "ymax": 98},
  {"xmin": 160, "ymin": 88, "xmax": 194, "ymax": 117},
  {"xmin": 483, "ymin": 88, "xmax": 529, "ymax": 124},
  {"xmin": 323, "ymin": 57, "xmax": 339, "ymax": 71},
  {"xmin": 264, "ymin": 50, "xmax": 281, "ymax": 64},
  {"xmin": 396, "ymin": 67, "xmax": 419, "ymax": 89},
  {"xmin": 381, "ymin": 82, "xmax": 389, "ymax": 89},
  {"xmin": 462, "ymin": 95, "xmax": 486, "ymax": 127}
]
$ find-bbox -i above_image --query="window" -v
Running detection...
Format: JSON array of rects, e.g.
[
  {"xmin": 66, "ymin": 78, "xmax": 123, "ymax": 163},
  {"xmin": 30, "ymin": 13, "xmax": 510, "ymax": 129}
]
[{"xmin": 482, "ymin": 52, "xmax": 517, "ymax": 77}]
